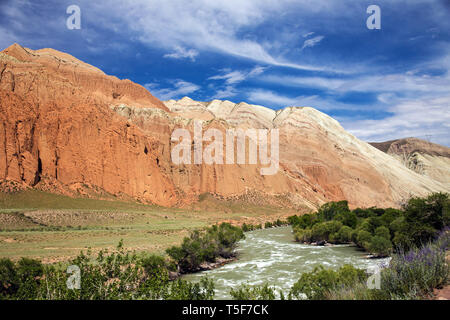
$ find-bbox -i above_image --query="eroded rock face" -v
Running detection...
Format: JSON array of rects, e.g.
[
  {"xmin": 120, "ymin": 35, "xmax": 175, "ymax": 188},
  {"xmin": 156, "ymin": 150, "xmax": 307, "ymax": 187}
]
[
  {"xmin": 370, "ymin": 138, "xmax": 450, "ymax": 188},
  {"xmin": 0, "ymin": 44, "xmax": 448, "ymax": 209},
  {"xmin": 0, "ymin": 44, "xmax": 178, "ymax": 206}
]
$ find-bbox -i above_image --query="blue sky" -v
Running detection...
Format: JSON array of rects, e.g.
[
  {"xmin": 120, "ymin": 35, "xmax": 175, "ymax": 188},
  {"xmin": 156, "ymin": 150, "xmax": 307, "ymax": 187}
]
[{"xmin": 0, "ymin": 0, "xmax": 449, "ymax": 145}]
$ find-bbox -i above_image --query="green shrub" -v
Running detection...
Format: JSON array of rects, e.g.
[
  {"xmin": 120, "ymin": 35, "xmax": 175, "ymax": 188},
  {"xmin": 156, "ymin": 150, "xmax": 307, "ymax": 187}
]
[
  {"xmin": 367, "ymin": 236, "xmax": 392, "ymax": 257},
  {"xmin": 318, "ymin": 201, "xmax": 350, "ymax": 221},
  {"xmin": 310, "ymin": 221, "xmax": 343, "ymax": 242},
  {"xmin": 0, "ymin": 258, "xmax": 18, "ymax": 298},
  {"xmin": 374, "ymin": 226, "xmax": 390, "ymax": 240},
  {"xmin": 356, "ymin": 230, "xmax": 372, "ymax": 248},
  {"xmin": 335, "ymin": 211, "xmax": 357, "ymax": 229},
  {"xmin": 166, "ymin": 223, "xmax": 244, "ymax": 272},
  {"xmin": 335, "ymin": 226, "xmax": 353, "ymax": 243},
  {"xmin": 293, "ymin": 227, "xmax": 312, "ymax": 243},
  {"xmin": 402, "ymin": 192, "xmax": 449, "ymax": 248},
  {"xmin": 289, "ymin": 264, "xmax": 366, "ymax": 300},
  {"xmin": 230, "ymin": 283, "xmax": 277, "ymax": 300},
  {"xmin": 42, "ymin": 243, "xmax": 215, "ymax": 300}
]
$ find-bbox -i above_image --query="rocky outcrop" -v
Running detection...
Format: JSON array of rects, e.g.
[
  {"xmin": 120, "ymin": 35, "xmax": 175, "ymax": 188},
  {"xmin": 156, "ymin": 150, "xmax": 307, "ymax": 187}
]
[
  {"xmin": 0, "ymin": 44, "xmax": 448, "ymax": 210},
  {"xmin": 370, "ymin": 138, "xmax": 450, "ymax": 188},
  {"xmin": 0, "ymin": 43, "xmax": 177, "ymax": 206}
]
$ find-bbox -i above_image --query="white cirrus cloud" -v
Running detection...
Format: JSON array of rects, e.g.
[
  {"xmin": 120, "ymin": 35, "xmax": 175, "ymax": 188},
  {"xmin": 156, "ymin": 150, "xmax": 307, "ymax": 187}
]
[
  {"xmin": 145, "ymin": 80, "xmax": 200, "ymax": 100},
  {"xmin": 300, "ymin": 35, "xmax": 324, "ymax": 51},
  {"xmin": 208, "ymin": 66, "xmax": 266, "ymax": 85},
  {"xmin": 163, "ymin": 46, "xmax": 199, "ymax": 61},
  {"xmin": 340, "ymin": 96, "xmax": 450, "ymax": 146},
  {"xmin": 86, "ymin": 0, "xmax": 341, "ymax": 72},
  {"xmin": 211, "ymin": 86, "xmax": 238, "ymax": 99}
]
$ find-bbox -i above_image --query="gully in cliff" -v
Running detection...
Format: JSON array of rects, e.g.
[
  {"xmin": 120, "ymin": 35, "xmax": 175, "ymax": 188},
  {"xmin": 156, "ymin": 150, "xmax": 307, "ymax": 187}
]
[{"xmin": 171, "ymin": 120, "xmax": 279, "ymax": 175}]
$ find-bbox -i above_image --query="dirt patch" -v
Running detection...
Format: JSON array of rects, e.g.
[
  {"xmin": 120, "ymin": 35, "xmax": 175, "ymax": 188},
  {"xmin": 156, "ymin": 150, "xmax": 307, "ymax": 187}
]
[{"xmin": 22, "ymin": 210, "xmax": 140, "ymax": 227}]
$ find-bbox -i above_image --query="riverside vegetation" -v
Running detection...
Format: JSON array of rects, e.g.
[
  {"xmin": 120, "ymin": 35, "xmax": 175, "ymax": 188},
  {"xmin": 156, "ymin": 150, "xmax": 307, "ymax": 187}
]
[
  {"xmin": 232, "ymin": 192, "xmax": 450, "ymax": 300},
  {"xmin": 0, "ymin": 194, "xmax": 448, "ymax": 300}
]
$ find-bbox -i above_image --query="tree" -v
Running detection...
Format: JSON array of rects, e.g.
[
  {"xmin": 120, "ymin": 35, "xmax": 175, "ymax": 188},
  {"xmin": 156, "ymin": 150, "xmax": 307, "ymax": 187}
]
[
  {"xmin": 356, "ymin": 230, "xmax": 372, "ymax": 249},
  {"xmin": 335, "ymin": 211, "xmax": 357, "ymax": 229},
  {"xmin": 317, "ymin": 201, "xmax": 350, "ymax": 221},
  {"xmin": 368, "ymin": 236, "xmax": 392, "ymax": 257},
  {"xmin": 375, "ymin": 226, "xmax": 391, "ymax": 241},
  {"xmin": 310, "ymin": 221, "xmax": 343, "ymax": 242},
  {"xmin": 403, "ymin": 192, "xmax": 449, "ymax": 247},
  {"xmin": 290, "ymin": 265, "xmax": 366, "ymax": 300},
  {"xmin": 335, "ymin": 226, "xmax": 353, "ymax": 243}
]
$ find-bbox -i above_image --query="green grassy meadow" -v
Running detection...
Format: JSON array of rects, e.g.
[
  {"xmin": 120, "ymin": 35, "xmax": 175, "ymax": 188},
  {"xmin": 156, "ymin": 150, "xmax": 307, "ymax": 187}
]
[{"xmin": 0, "ymin": 190, "xmax": 294, "ymax": 263}]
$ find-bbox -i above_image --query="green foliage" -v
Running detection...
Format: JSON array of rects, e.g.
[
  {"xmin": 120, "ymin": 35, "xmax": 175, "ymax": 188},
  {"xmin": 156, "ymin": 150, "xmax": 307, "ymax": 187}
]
[
  {"xmin": 335, "ymin": 210, "xmax": 357, "ymax": 229},
  {"xmin": 380, "ymin": 208, "xmax": 402, "ymax": 226},
  {"xmin": 334, "ymin": 231, "xmax": 450, "ymax": 300},
  {"xmin": 293, "ymin": 227, "xmax": 312, "ymax": 243},
  {"xmin": 334, "ymin": 226, "xmax": 354, "ymax": 243},
  {"xmin": 310, "ymin": 221, "xmax": 343, "ymax": 242},
  {"xmin": 367, "ymin": 236, "xmax": 393, "ymax": 257},
  {"xmin": 291, "ymin": 193, "xmax": 449, "ymax": 259},
  {"xmin": 1, "ymin": 242, "xmax": 216, "ymax": 300},
  {"xmin": 353, "ymin": 208, "xmax": 376, "ymax": 218},
  {"xmin": 0, "ymin": 258, "xmax": 19, "ymax": 298},
  {"xmin": 230, "ymin": 283, "xmax": 277, "ymax": 300},
  {"xmin": 289, "ymin": 264, "xmax": 366, "ymax": 300},
  {"xmin": 141, "ymin": 254, "xmax": 173, "ymax": 275},
  {"xmin": 356, "ymin": 230, "xmax": 372, "ymax": 249},
  {"xmin": 288, "ymin": 214, "xmax": 315, "ymax": 229},
  {"xmin": 317, "ymin": 201, "xmax": 350, "ymax": 221},
  {"xmin": 166, "ymin": 223, "xmax": 244, "ymax": 273},
  {"xmin": 401, "ymin": 192, "xmax": 449, "ymax": 248},
  {"xmin": 374, "ymin": 226, "xmax": 390, "ymax": 240},
  {"xmin": 0, "ymin": 258, "xmax": 43, "ymax": 300}
]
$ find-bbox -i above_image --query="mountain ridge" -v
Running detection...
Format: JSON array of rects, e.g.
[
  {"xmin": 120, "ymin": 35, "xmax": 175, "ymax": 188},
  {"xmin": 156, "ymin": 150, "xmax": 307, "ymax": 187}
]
[{"xmin": 0, "ymin": 44, "xmax": 448, "ymax": 210}]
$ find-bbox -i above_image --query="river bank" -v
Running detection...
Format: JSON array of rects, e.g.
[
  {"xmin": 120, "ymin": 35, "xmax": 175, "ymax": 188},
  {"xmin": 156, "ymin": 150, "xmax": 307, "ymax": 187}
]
[{"xmin": 183, "ymin": 226, "xmax": 389, "ymax": 299}]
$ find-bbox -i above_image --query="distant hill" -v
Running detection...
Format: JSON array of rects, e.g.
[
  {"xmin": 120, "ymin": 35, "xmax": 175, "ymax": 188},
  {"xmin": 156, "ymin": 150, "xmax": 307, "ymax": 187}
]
[{"xmin": 370, "ymin": 138, "xmax": 450, "ymax": 188}]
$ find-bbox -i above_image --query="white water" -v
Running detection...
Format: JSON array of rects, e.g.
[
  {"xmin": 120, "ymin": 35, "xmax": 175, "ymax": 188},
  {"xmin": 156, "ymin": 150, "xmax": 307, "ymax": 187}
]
[{"xmin": 184, "ymin": 226, "xmax": 389, "ymax": 299}]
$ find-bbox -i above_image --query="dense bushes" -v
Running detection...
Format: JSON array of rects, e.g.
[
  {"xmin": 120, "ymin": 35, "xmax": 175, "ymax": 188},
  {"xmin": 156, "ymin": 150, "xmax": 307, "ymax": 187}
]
[
  {"xmin": 327, "ymin": 229, "xmax": 450, "ymax": 300},
  {"xmin": 230, "ymin": 264, "xmax": 368, "ymax": 300},
  {"xmin": 166, "ymin": 223, "xmax": 244, "ymax": 273},
  {"xmin": 0, "ymin": 241, "xmax": 215, "ymax": 300},
  {"xmin": 289, "ymin": 264, "xmax": 367, "ymax": 300},
  {"xmin": 0, "ymin": 258, "xmax": 43, "ymax": 299},
  {"xmin": 290, "ymin": 193, "xmax": 449, "ymax": 257},
  {"xmin": 230, "ymin": 283, "xmax": 278, "ymax": 300},
  {"xmin": 0, "ymin": 222, "xmax": 247, "ymax": 300}
]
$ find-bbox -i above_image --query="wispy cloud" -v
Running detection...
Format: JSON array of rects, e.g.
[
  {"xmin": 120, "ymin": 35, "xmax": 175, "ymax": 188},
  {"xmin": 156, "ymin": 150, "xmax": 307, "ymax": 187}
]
[
  {"xmin": 211, "ymin": 86, "xmax": 238, "ymax": 99},
  {"xmin": 300, "ymin": 35, "xmax": 324, "ymax": 51},
  {"xmin": 145, "ymin": 80, "xmax": 200, "ymax": 100},
  {"xmin": 90, "ymin": 0, "xmax": 343, "ymax": 72},
  {"xmin": 247, "ymin": 89, "xmax": 309, "ymax": 107},
  {"xmin": 208, "ymin": 66, "xmax": 266, "ymax": 85},
  {"xmin": 208, "ymin": 66, "xmax": 266, "ymax": 99},
  {"xmin": 260, "ymin": 69, "xmax": 450, "ymax": 96},
  {"xmin": 341, "ymin": 96, "xmax": 450, "ymax": 146},
  {"xmin": 163, "ymin": 46, "xmax": 199, "ymax": 61}
]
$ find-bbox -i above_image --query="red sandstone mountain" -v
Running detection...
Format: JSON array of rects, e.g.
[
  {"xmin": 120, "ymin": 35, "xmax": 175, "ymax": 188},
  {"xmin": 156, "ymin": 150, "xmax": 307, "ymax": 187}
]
[{"xmin": 0, "ymin": 44, "xmax": 448, "ymax": 209}]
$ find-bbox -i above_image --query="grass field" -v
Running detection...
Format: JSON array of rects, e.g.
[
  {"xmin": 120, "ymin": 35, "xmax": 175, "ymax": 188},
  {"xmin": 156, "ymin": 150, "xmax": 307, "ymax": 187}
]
[{"xmin": 0, "ymin": 190, "xmax": 296, "ymax": 263}]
